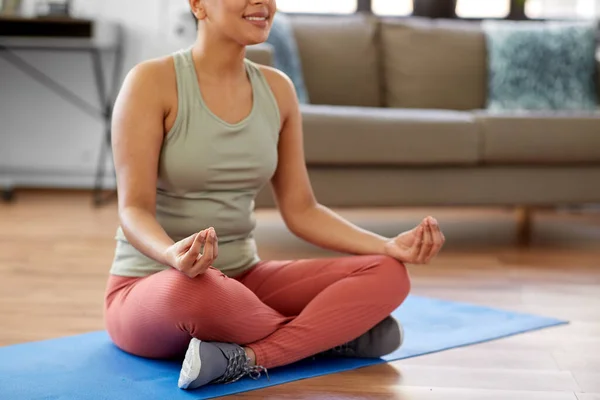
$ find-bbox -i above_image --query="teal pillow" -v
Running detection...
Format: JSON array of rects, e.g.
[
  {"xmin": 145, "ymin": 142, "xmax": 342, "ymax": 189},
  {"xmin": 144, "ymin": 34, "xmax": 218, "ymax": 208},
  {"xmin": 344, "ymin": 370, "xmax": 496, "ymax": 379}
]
[
  {"xmin": 266, "ymin": 12, "xmax": 310, "ymax": 104},
  {"xmin": 483, "ymin": 20, "xmax": 598, "ymax": 111}
]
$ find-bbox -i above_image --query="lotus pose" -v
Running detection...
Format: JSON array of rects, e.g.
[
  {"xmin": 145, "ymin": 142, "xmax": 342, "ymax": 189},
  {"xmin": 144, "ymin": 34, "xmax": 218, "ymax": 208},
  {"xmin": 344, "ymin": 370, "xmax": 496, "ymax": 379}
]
[{"xmin": 104, "ymin": 0, "xmax": 445, "ymax": 390}]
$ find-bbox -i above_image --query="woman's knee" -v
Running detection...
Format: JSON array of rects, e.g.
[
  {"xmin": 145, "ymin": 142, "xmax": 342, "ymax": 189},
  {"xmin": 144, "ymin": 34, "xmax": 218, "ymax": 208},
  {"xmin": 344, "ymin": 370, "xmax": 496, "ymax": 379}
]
[
  {"xmin": 371, "ymin": 255, "xmax": 412, "ymax": 301},
  {"xmin": 104, "ymin": 276, "xmax": 192, "ymax": 359},
  {"xmin": 160, "ymin": 268, "xmax": 282, "ymax": 344},
  {"xmin": 159, "ymin": 268, "xmax": 225, "ymax": 313}
]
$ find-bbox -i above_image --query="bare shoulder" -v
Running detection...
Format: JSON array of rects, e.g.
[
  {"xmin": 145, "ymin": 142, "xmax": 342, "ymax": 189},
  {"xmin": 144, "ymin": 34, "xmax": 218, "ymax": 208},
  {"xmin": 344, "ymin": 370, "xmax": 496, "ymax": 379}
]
[
  {"xmin": 256, "ymin": 64, "xmax": 294, "ymax": 89},
  {"xmin": 118, "ymin": 55, "xmax": 177, "ymax": 108},
  {"xmin": 256, "ymin": 64, "xmax": 298, "ymax": 118},
  {"xmin": 126, "ymin": 55, "xmax": 175, "ymax": 88}
]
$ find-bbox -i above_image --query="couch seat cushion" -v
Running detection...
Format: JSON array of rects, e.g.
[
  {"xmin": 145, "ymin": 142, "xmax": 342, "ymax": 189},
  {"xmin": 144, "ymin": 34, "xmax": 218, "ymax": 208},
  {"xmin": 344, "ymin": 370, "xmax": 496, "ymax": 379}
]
[
  {"xmin": 477, "ymin": 111, "xmax": 600, "ymax": 164},
  {"xmin": 301, "ymin": 105, "xmax": 480, "ymax": 166}
]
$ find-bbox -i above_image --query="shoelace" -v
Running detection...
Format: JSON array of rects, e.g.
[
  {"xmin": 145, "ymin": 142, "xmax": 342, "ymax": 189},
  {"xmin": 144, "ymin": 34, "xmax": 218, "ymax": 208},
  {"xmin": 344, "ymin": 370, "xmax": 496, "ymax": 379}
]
[{"xmin": 213, "ymin": 345, "xmax": 270, "ymax": 385}]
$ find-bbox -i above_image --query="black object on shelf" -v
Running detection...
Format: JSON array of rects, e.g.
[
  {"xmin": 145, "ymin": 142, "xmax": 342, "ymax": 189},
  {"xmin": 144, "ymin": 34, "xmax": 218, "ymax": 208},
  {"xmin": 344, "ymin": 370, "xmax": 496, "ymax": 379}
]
[
  {"xmin": 413, "ymin": 0, "xmax": 458, "ymax": 18},
  {"xmin": 0, "ymin": 16, "xmax": 93, "ymax": 38}
]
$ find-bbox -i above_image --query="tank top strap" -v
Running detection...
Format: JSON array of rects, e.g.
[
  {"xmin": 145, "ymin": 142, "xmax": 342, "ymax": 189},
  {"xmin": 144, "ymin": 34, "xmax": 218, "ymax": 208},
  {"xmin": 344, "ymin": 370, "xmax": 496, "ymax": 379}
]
[
  {"xmin": 244, "ymin": 59, "xmax": 282, "ymax": 135},
  {"xmin": 171, "ymin": 48, "xmax": 199, "ymax": 120}
]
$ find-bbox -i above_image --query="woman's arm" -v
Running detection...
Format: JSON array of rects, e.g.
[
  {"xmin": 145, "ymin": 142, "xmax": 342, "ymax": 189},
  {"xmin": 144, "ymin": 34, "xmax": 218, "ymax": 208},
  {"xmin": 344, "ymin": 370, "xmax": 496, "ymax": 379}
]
[
  {"xmin": 260, "ymin": 67, "xmax": 444, "ymax": 262},
  {"xmin": 111, "ymin": 60, "xmax": 177, "ymax": 266},
  {"xmin": 259, "ymin": 67, "xmax": 392, "ymax": 256},
  {"xmin": 113, "ymin": 60, "xmax": 217, "ymax": 276}
]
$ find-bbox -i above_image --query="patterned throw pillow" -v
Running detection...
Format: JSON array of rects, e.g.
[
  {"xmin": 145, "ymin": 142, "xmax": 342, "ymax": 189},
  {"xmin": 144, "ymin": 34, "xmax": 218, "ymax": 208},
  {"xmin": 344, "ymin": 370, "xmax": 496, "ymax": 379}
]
[
  {"xmin": 266, "ymin": 12, "xmax": 310, "ymax": 104},
  {"xmin": 483, "ymin": 20, "xmax": 598, "ymax": 111}
]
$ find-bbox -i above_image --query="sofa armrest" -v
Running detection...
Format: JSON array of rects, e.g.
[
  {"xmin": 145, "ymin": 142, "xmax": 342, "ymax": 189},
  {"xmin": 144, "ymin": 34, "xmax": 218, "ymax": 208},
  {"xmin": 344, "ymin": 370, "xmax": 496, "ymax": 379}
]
[{"xmin": 246, "ymin": 43, "xmax": 274, "ymax": 67}]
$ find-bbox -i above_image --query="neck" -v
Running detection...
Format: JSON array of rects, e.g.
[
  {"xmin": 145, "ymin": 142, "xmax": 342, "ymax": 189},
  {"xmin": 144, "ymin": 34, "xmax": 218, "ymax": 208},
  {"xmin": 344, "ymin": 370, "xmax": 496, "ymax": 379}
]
[{"xmin": 191, "ymin": 27, "xmax": 247, "ymax": 80}]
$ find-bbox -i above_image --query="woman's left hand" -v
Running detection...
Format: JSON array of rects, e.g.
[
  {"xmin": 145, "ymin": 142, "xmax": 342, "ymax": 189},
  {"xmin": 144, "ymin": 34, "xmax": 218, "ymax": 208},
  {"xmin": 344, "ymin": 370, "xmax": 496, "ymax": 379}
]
[{"xmin": 383, "ymin": 216, "xmax": 445, "ymax": 264}]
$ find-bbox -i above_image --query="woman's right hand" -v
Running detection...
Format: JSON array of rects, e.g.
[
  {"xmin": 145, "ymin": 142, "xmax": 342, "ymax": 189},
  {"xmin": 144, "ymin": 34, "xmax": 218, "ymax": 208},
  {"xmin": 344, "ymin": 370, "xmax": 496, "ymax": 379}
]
[{"xmin": 165, "ymin": 227, "xmax": 219, "ymax": 278}]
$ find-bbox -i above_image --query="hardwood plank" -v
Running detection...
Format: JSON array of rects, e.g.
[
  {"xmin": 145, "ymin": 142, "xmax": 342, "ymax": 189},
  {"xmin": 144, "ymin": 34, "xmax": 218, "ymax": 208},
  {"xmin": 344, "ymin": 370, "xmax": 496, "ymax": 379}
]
[
  {"xmin": 383, "ymin": 365, "xmax": 580, "ymax": 392},
  {"xmin": 553, "ymin": 348, "xmax": 600, "ymax": 372},
  {"xmin": 394, "ymin": 387, "xmax": 577, "ymax": 400},
  {"xmin": 397, "ymin": 347, "xmax": 559, "ymax": 370},
  {"xmin": 576, "ymin": 394, "xmax": 600, "ymax": 400},
  {"xmin": 226, "ymin": 364, "xmax": 580, "ymax": 399},
  {"xmin": 230, "ymin": 386, "xmax": 578, "ymax": 400},
  {"xmin": 573, "ymin": 372, "xmax": 600, "ymax": 393},
  {"xmin": 473, "ymin": 323, "xmax": 600, "ymax": 353}
]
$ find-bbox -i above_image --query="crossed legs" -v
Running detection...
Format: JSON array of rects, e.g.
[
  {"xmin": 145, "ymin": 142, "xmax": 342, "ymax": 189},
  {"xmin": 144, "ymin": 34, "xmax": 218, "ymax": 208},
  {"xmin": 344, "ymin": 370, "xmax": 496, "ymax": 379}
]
[{"xmin": 104, "ymin": 255, "xmax": 411, "ymax": 369}]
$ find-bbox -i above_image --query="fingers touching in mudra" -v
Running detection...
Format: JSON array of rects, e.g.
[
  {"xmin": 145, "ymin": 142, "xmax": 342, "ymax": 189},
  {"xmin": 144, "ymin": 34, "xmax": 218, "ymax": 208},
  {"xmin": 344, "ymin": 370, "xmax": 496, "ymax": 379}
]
[
  {"xmin": 166, "ymin": 227, "xmax": 219, "ymax": 278},
  {"xmin": 384, "ymin": 216, "xmax": 445, "ymax": 265}
]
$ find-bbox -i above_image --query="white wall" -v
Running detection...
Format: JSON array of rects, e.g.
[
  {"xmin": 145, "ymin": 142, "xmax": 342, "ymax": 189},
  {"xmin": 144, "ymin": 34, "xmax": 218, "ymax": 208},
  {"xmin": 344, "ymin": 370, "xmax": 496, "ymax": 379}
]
[{"xmin": 0, "ymin": 0, "xmax": 194, "ymax": 190}]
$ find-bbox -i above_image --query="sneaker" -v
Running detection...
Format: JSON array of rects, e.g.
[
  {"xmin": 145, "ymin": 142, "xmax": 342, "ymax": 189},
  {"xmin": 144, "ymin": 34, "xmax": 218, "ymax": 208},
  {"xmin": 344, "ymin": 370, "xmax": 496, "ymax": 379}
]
[
  {"xmin": 178, "ymin": 339, "xmax": 268, "ymax": 390},
  {"xmin": 323, "ymin": 316, "xmax": 404, "ymax": 359}
]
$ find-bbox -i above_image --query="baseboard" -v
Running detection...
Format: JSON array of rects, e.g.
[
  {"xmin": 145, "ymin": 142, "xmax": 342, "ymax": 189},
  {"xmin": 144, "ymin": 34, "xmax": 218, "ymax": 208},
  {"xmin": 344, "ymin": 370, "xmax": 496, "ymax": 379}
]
[{"xmin": 0, "ymin": 168, "xmax": 116, "ymax": 190}]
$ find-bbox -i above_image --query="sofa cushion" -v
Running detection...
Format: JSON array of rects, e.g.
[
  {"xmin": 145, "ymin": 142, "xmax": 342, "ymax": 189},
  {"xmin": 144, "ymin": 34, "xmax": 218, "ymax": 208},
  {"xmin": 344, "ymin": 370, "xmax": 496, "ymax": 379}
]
[
  {"xmin": 597, "ymin": 50, "xmax": 600, "ymax": 102},
  {"xmin": 246, "ymin": 43, "xmax": 274, "ymax": 67},
  {"xmin": 301, "ymin": 105, "xmax": 480, "ymax": 166},
  {"xmin": 477, "ymin": 111, "xmax": 600, "ymax": 164},
  {"xmin": 380, "ymin": 18, "xmax": 487, "ymax": 111},
  {"xmin": 289, "ymin": 13, "xmax": 381, "ymax": 107},
  {"xmin": 483, "ymin": 20, "xmax": 598, "ymax": 111},
  {"xmin": 266, "ymin": 12, "xmax": 310, "ymax": 104}
]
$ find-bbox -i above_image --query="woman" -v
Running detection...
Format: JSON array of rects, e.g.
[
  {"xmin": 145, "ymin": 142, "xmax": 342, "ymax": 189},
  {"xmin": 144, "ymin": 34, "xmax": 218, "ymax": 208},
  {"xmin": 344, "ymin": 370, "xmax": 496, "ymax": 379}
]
[{"xmin": 104, "ymin": 0, "xmax": 445, "ymax": 391}]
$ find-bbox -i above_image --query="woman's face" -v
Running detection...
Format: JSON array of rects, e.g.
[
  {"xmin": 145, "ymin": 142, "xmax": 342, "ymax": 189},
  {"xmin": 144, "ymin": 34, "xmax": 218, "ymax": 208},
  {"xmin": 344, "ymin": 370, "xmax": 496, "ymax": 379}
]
[{"xmin": 192, "ymin": 0, "xmax": 276, "ymax": 46}]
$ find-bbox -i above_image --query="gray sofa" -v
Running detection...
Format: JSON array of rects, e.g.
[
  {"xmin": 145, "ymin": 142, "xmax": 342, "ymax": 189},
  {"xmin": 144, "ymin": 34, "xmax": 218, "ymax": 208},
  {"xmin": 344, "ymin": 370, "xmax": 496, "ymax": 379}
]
[{"xmin": 246, "ymin": 13, "xmax": 600, "ymax": 239}]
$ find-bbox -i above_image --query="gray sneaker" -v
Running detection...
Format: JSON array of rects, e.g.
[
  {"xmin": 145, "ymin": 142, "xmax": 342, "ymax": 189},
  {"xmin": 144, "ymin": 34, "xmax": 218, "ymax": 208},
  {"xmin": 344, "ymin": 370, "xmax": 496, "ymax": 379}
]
[
  {"xmin": 178, "ymin": 339, "xmax": 268, "ymax": 390},
  {"xmin": 323, "ymin": 316, "xmax": 404, "ymax": 359}
]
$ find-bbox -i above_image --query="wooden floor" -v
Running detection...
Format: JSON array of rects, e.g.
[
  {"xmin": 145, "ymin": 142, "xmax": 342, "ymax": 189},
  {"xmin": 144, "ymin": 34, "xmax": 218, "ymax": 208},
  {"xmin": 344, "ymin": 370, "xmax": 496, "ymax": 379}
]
[{"xmin": 1, "ymin": 190, "xmax": 600, "ymax": 399}]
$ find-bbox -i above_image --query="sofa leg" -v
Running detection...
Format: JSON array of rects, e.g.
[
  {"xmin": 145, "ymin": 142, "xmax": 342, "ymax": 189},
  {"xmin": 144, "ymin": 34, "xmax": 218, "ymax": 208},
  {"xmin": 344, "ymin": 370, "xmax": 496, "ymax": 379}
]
[{"xmin": 516, "ymin": 206, "xmax": 533, "ymax": 247}]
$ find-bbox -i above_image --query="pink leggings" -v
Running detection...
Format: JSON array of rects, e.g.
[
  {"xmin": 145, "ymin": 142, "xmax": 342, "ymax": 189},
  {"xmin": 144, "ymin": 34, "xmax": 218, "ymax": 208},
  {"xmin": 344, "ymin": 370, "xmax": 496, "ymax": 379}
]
[{"xmin": 104, "ymin": 255, "xmax": 411, "ymax": 369}]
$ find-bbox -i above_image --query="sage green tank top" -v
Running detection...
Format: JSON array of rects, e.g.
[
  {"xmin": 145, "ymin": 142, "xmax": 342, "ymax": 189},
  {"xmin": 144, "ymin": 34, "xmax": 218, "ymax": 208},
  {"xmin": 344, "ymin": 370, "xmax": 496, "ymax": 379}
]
[{"xmin": 109, "ymin": 48, "xmax": 281, "ymax": 278}]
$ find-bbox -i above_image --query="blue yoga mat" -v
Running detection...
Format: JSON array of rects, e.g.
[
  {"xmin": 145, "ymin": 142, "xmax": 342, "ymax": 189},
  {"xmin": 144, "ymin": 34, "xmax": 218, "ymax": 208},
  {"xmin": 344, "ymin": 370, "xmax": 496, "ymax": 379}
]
[{"xmin": 0, "ymin": 296, "xmax": 566, "ymax": 400}]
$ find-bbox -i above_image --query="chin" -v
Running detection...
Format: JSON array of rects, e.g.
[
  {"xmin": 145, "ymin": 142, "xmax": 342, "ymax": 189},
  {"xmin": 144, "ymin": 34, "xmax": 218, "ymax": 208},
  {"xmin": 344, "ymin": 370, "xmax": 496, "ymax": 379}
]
[
  {"xmin": 244, "ymin": 38, "xmax": 268, "ymax": 46},
  {"xmin": 240, "ymin": 33, "xmax": 270, "ymax": 46}
]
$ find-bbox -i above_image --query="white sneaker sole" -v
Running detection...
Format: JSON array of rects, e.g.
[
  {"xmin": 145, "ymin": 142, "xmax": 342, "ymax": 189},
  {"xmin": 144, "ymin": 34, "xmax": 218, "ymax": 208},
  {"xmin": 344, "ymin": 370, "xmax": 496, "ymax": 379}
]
[
  {"xmin": 398, "ymin": 321, "xmax": 405, "ymax": 347},
  {"xmin": 178, "ymin": 338, "xmax": 202, "ymax": 390}
]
